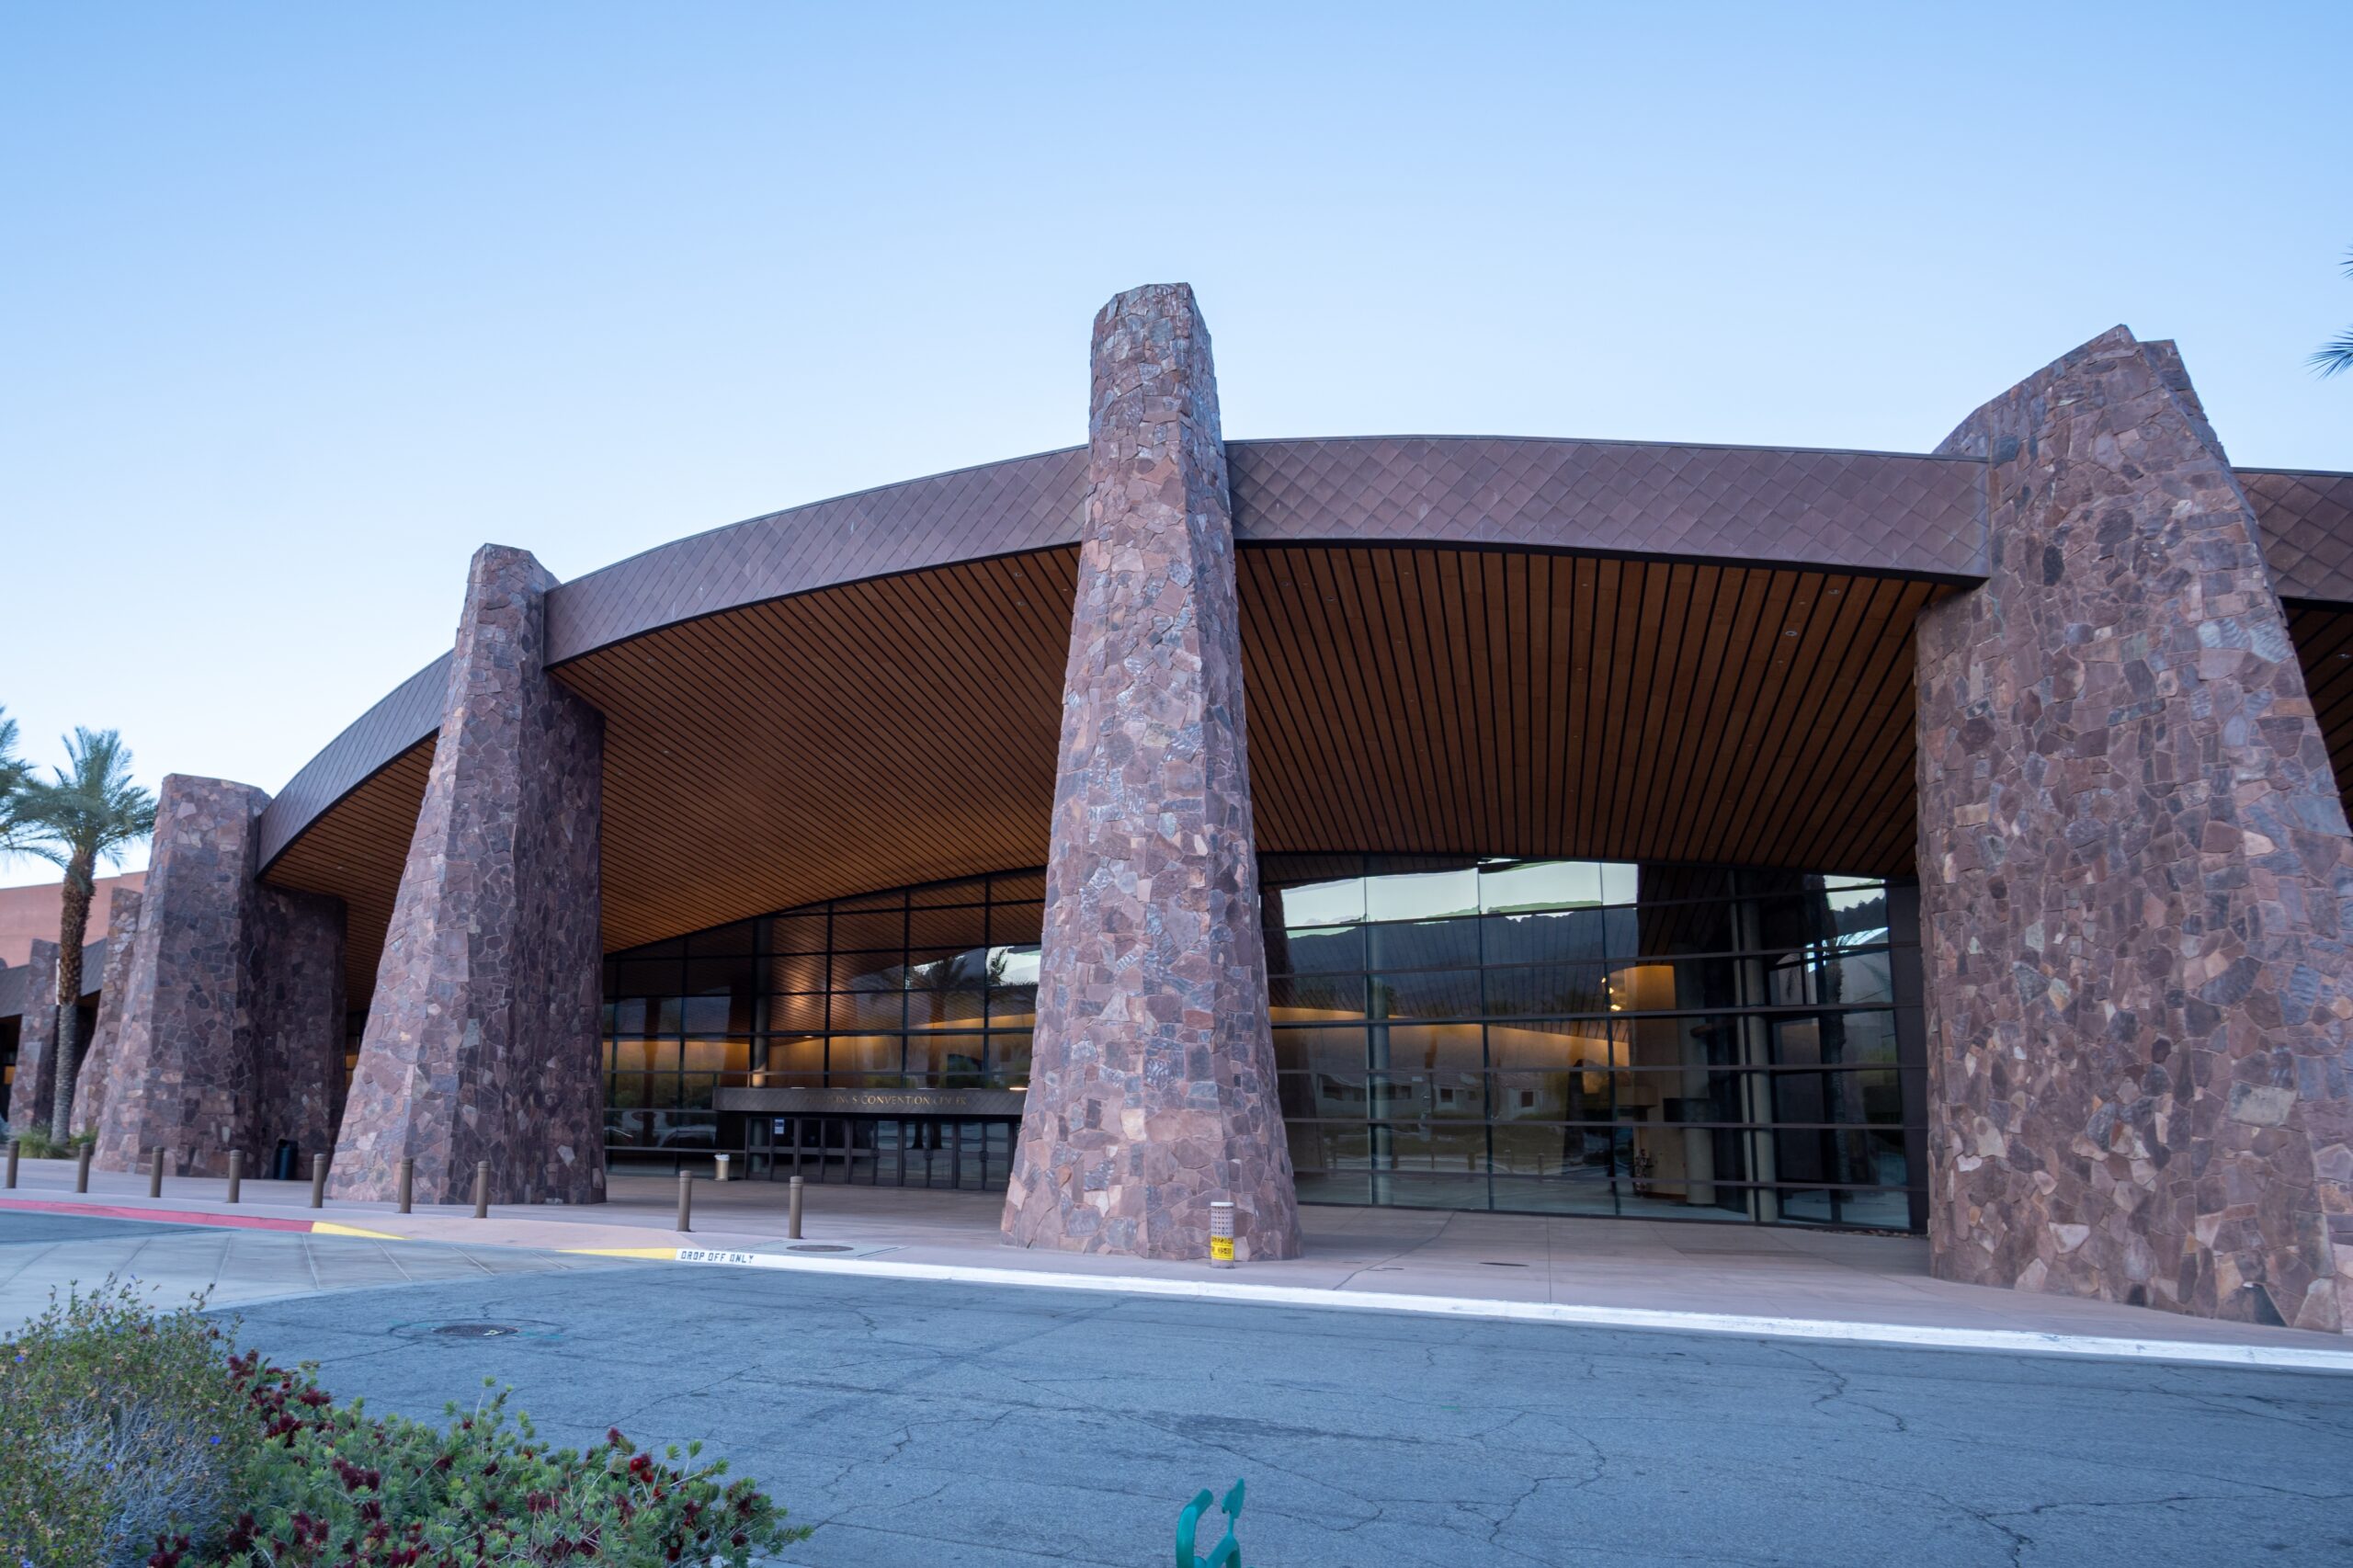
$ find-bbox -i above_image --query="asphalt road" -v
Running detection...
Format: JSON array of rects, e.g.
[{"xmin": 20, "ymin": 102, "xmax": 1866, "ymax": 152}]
[{"xmin": 212, "ymin": 1260, "xmax": 2353, "ymax": 1568}]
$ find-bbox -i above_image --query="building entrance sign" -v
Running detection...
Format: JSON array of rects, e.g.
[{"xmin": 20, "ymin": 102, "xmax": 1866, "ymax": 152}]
[{"xmin": 715, "ymin": 1086, "xmax": 1027, "ymax": 1117}]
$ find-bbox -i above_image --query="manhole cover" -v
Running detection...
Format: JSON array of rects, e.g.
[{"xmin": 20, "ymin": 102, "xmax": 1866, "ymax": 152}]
[
  {"xmin": 392, "ymin": 1318, "xmax": 563, "ymax": 1342},
  {"xmin": 788, "ymin": 1244, "xmax": 855, "ymax": 1253}
]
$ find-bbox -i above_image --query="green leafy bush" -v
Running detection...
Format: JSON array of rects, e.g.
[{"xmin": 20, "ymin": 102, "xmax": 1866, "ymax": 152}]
[
  {"xmin": 204, "ymin": 1368, "xmax": 804, "ymax": 1566},
  {"xmin": 0, "ymin": 1279, "xmax": 806, "ymax": 1567},
  {"xmin": 10, "ymin": 1127, "xmax": 96, "ymax": 1159},
  {"xmin": 0, "ymin": 1278, "xmax": 255, "ymax": 1568}
]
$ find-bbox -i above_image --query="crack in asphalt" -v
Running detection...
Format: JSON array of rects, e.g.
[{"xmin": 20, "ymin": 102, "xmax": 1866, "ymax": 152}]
[{"xmin": 196, "ymin": 1261, "xmax": 2353, "ymax": 1568}]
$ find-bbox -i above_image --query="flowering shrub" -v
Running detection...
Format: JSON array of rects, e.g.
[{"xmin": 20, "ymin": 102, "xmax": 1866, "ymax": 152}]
[
  {"xmin": 0, "ymin": 1279, "xmax": 805, "ymax": 1567},
  {"xmin": 206, "ymin": 1368, "xmax": 803, "ymax": 1566},
  {"xmin": 0, "ymin": 1278, "xmax": 255, "ymax": 1568}
]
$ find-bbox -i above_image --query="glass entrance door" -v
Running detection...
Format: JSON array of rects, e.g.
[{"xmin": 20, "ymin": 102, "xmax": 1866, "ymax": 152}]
[{"xmin": 748, "ymin": 1116, "xmax": 1014, "ymax": 1191}]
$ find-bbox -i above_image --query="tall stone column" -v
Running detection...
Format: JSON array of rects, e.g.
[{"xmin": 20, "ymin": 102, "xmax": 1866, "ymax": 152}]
[
  {"xmin": 69, "ymin": 888, "xmax": 143, "ymax": 1137},
  {"xmin": 331, "ymin": 545, "xmax": 605, "ymax": 1207},
  {"xmin": 1001, "ymin": 283, "xmax": 1302, "ymax": 1261},
  {"xmin": 8, "ymin": 941, "xmax": 61, "ymax": 1138},
  {"xmin": 1917, "ymin": 326, "xmax": 2353, "ymax": 1334},
  {"xmin": 93, "ymin": 778, "xmax": 347, "ymax": 1175},
  {"xmin": 248, "ymin": 885, "xmax": 348, "ymax": 1162}
]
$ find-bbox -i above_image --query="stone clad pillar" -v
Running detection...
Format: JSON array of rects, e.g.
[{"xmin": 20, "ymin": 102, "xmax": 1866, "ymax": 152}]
[
  {"xmin": 69, "ymin": 888, "xmax": 143, "ymax": 1137},
  {"xmin": 1917, "ymin": 326, "xmax": 2353, "ymax": 1334},
  {"xmin": 8, "ymin": 941, "xmax": 61, "ymax": 1138},
  {"xmin": 1001, "ymin": 283, "xmax": 1303, "ymax": 1261},
  {"xmin": 93, "ymin": 778, "xmax": 347, "ymax": 1175},
  {"xmin": 331, "ymin": 545, "xmax": 605, "ymax": 1207},
  {"xmin": 248, "ymin": 885, "xmax": 348, "ymax": 1162}
]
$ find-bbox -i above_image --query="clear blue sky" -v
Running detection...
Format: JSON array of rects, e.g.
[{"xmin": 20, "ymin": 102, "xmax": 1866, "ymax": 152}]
[{"xmin": 3, "ymin": 1, "xmax": 2347, "ymax": 884}]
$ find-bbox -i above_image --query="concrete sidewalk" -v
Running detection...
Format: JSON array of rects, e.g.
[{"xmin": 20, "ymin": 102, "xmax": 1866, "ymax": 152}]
[
  {"xmin": 0, "ymin": 1207, "xmax": 621, "ymax": 1330},
  {"xmin": 4, "ymin": 1154, "xmax": 2344, "ymax": 1358}
]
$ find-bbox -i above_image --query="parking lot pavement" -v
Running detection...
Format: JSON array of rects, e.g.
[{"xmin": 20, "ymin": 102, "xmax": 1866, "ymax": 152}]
[{"xmin": 226, "ymin": 1255, "xmax": 2353, "ymax": 1568}]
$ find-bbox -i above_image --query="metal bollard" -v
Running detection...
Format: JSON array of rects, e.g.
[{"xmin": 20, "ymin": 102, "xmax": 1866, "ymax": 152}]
[
  {"xmin": 149, "ymin": 1147, "xmax": 165, "ymax": 1199},
  {"xmin": 714, "ymin": 1152, "xmax": 731, "ymax": 1183},
  {"xmin": 309, "ymin": 1153, "xmax": 327, "ymax": 1209},
  {"xmin": 75, "ymin": 1144, "xmax": 92, "ymax": 1193},
  {"xmin": 472, "ymin": 1161, "xmax": 490, "ymax": 1219},
  {"xmin": 398, "ymin": 1157, "xmax": 415, "ymax": 1214},
  {"xmin": 226, "ymin": 1148, "xmax": 244, "ymax": 1204},
  {"xmin": 1209, "ymin": 1200, "xmax": 1236, "ymax": 1268},
  {"xmin": 5, "ymin": 1139, "xmax": 17, "ymax": 1189},
  {"xmin": 676, "ymin": 1169, "xmax": 693, "ymax": 1233},
  {"xmin": 788, "ymin": 1174, "xmax": 804, "ymax": 1239}
]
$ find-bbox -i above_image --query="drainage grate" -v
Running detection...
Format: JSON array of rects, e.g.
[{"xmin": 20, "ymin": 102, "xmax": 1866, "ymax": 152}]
[
  {"xmin": 1479, "ymin": 1261, "xmax": 1529, "ymax": 1267},
  {"xmin": 392, "ymin": 1318, "xmax": 563, "ymax": 1343},
  {"xmin": 788, "ymin": 1244, "xmax": 855, "ymax": 1254}
]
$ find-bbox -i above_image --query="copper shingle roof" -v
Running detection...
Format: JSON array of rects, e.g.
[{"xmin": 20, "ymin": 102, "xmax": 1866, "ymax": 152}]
[
  {"xmin": 256, "ymin": 440, "xmax": 2353, "ymax": 874},
  {"xmin": 1231, "ymin": 437, "xmax": 1986, "ymax": 577},
  {"xmin": 256, "ymin": 654, "xmax": 451, "ymax": 869},
  {"xmin": 2242, "ymin": 469, "xmax": 2353, "ymax": 603}
]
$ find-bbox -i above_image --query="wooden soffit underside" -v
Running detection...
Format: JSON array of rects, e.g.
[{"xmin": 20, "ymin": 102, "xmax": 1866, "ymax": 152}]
[
  {"xmin": 262, "ymin": 740, "xmax": 435, "ymax": 999},
  {"xmin": 269, "ymin": 544, "xmax": 1961, "ymax": 990},
  {"xmin": 2288, "ymin": 603, "xmax": 2353, "ymax": 822}
]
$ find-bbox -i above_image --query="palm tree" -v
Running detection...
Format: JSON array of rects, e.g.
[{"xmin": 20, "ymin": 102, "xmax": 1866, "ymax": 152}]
[
  {"xmin": 2313, "ymin": 249, "xmax": 2353, "ymax": 378},
  {"xmin": 17, "ymin": 729, "xmax": 155, "ymax": 1138}
]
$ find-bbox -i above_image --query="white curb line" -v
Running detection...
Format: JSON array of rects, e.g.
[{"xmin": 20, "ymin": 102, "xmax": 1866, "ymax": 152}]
[{"xmin": 666, "ymin": 1247, "xmax": 2353, "ymax": 1372}]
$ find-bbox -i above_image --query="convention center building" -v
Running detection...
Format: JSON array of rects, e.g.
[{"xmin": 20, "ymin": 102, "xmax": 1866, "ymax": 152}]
[{"xmin": 6, "ymin": 284, "xmax": 2351, "ymax": 1334}]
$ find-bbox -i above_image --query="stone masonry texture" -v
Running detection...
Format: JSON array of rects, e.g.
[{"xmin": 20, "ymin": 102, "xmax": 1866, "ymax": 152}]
[
  {"xmin": 248, "ymin": 883, "xmax": 348, "ymax": 1160},
  {"xmin": 8, "ymin": 941, "xmax": 60, "ymax": 1137},
  {"xmin": 331, "ymin": 545, "xmax": 606, "ymax": 1207},
  {"xmin": 94, "ymin": 778, "xmax": 347, "ymax": 1175},
  {"xmin": 70, "ymin": 888, "xmax": 142, "ymax": 1136},
  {"xmin": 1002, "ymin": 284, "xmax": 1303, "ymax": 1262},
  {"xmin": 1917, "ymin": 327, "xmax": 2353, "ymax": 1333}
]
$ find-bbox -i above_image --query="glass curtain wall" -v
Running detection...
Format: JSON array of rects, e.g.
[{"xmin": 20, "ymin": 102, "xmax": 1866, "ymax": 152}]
[
  {"xmin": 601, "ymin": 856, "xmax": 1926, "ymax": 1231},
  {"xmin": 601, "ymin": 869, "xmax": 1042, "ymax": 1162},
  {"xmin": 1267, "ymin": 856, "xmax": 1925, "ymax": 1228}
]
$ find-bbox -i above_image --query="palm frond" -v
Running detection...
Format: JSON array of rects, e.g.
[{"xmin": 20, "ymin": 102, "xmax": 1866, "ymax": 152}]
[
  {"xmin": 2313, "ymin": 329, "xmax": 2353, "ymax": 379},
  {"xmin": 14, "ymin": 726, "xmax": 159, "ymax": 876},
  {"xmin": 0, "ymin": 705, "xmax": 31, "ymax": 857},
  {"xmin": 2309, "ymin": 250, "xmax": 2353, "ymax": 376}
]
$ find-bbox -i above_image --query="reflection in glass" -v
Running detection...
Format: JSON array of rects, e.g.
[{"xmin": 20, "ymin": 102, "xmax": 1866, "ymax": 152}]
[
  {"xmin": 1371, "ymin": 969, "xmax": 1482, "ymax": 1021},
  {"xmin": 1254, "ymin": 855, "xmax": 1923, "ymax": 1232},
  {"xmin": 1369, "ymin": 917, "xmax": 1480, "ymax": 971},
  {"xmin": 1268, "ymin": 925, "xmax": 1366, "ymax": 975},
  {"xmin": 1269, "ymin": 973, "xmax": 1368, "ymax": 1021},
  {"xmin": 608, "ymin": 856, "xmax": 1924, "ymax": 1233},
  {"xmin": 1365, "ymin": 869, "xmax": 1478, "ymax": 924}
]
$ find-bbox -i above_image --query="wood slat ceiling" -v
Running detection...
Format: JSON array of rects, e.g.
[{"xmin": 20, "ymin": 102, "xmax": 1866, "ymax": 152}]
[
  {"xmin": 269, "ymin": 544, "xmax": 1961, "ymax": 991},
  {"xmin": 263, "ymin": 742, "xmax": 435, "ymax": 997},
  {"xmin": 1240, "ymin": 548, "xmax": 1948, "ymax": 877},
  {"xmin": 560, "ymin": 551, "xmax": 1076, "ymax": 954},
  {"xmin": 2288, "ymin": 604, "xmax": 2353, "ymax": 823}
]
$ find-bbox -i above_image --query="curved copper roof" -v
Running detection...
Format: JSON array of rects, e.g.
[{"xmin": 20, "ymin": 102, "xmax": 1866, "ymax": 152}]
[{"xmin": 255, "ymin": 436, "xmax": 2353, "ymax": 875}]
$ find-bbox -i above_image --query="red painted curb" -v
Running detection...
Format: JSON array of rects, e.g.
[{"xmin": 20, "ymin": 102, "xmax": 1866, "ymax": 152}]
[{"xmin": 0, "ymin": 1197, "xmax": 316, "ymax": 1233}]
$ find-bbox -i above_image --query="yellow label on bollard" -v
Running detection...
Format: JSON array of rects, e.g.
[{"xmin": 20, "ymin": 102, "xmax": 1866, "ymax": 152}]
[{"xmin": 1210, "ymin": 1235, "xmax": 1234, "ymax": 1262}]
